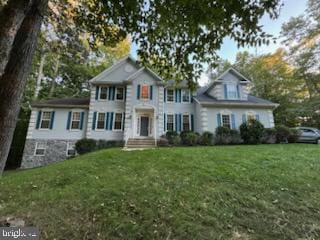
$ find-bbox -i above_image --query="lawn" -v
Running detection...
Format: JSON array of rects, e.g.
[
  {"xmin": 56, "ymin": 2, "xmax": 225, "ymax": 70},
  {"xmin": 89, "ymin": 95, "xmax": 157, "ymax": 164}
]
[{"xmin": 1, "ymin": 144, "xmax": 320, "ymax": 239}]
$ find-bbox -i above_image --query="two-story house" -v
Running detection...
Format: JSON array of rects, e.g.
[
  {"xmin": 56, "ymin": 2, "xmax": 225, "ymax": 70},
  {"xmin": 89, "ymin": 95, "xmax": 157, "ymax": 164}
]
[{"xmin": 21, "ymin": 56, "xmax": 278, "ymax": 168}]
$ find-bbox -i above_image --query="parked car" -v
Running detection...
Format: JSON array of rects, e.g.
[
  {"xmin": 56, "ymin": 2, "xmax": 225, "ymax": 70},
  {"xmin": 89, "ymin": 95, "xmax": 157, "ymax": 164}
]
[{"xmin": 297, "ymin": 127, "xmax": 320, "ymax": 144}]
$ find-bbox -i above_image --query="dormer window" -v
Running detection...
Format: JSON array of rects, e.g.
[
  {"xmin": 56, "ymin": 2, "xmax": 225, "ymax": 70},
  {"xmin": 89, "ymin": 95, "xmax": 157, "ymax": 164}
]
[
  {"xmin": 141, "ymin": 84, "xmax": 149, "ymax": 99},
  {"xmin": 182, "ymin": 89, "xmax": 190, "ymax": 103},
  {"xmin": 225, "ymin": 84, "xmax": 239, "ymax": 99}
]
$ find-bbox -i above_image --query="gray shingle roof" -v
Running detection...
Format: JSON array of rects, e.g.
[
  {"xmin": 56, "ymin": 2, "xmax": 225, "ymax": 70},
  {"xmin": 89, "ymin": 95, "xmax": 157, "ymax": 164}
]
[
  {"xmin": 194, "ymin": 92, "xmax": 278, "ymax": 107},
  {"xmin": 32, "ymin": 98, "xmax": 90, "ymax": 108}
]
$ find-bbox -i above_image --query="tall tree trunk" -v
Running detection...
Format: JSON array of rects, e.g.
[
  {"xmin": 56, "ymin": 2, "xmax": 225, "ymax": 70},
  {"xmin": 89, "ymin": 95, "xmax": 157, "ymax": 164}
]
[
  {"xmin": 0, "ymin": 0, "xmax": 33, "ymax": 76},
  {"xmin": 0, "ymin": 0, "xmax": 48, "ymax": 174},
  {"xmin": 49, "ymin": 55, "xmax": 60, "ymax": 98},
  {"xmin": 34, "ymin": 50, "xmax": 47, "ymax": 99}
]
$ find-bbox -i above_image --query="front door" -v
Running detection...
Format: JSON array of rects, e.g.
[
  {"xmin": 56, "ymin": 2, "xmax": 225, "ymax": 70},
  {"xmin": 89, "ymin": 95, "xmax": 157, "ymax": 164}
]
[{"xmin": 140, "ymin": 116, "xmax": 149, "ymax": 136}]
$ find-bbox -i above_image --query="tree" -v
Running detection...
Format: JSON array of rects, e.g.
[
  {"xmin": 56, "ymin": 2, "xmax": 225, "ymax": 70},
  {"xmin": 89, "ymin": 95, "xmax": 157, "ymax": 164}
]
[{"xmin": 0, "ymin": 0, "xmax": 281, "ymax": 174}]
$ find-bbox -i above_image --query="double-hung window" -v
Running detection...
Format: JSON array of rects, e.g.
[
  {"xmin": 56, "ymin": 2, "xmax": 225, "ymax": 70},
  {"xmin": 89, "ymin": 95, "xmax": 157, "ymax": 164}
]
[
  {"xmin": 40, "ymin": 111, "xmax": 52, "ymax": 129},
  {"xmin": 222, "ymin": 114, "xmax": 231, "ymax": 128},
  {"xmin": 71, "ymin": 112, "xmax": 81, "ymax": 129},
  {"xmin": 35, "ymin": 142, "xmax": 46, "ymax": 156},
  {"xmin": 116, "ymin": 87, "xmax": 124, "ymax": 100},
  {"xmin": 226, "ymin": 84, "xmax": 238, "ymax": 99},
  {"xmin": 166, "ymin": 89, "xmax": 174, "ymax": 102},
  {"xmin": 99, "ymin": 87, "xmax": 108, "ymax": 100},
  {"xmin": 182, "ymin": 89, "xmax": 190, "ymax": 103},
  {"xmin": 96, "ymin": 113, "xmax": 106, "ymax": 129},
  {"xmin": 182, "ymin": 114, "xmax": 190, "ymax": 131},
  {"xmin": 141, "ymin": 84, "xmax": 149, "ymax": 99},
  {"xmin": 114, "ymin": 113, "xmax": 123, "ymax": 130},
  {"xmin": 167, "ymin": 114, "xmax": 174, "ymax": 131}
]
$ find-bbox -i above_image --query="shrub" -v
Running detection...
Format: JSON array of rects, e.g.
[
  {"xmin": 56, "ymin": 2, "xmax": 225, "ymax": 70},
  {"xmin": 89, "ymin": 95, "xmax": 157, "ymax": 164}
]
[
  {"xmin": 275, "ymin": 125, "xmax": 291, "ymax": 143},
  {"xmin": 214, "ymin": 127, "xmax": 241, "ymax": 145},
  {"xmin": 158, "ymin": 137, "xmax": 169, "ymax": 147},
  {"xmin": 180, "ymin": 131, "xmax": 199, "ymax": 146},
  {"xmin": 215, "ymin": 126, "xmax": 231, "ymax": 145},
  {"xmin": 239, "ymin": 119, "xmax": 265, "ymax": 144},
  {"xmin": 229, "ymin": 129, "xmax": 242, "ymax": 144},
  {"xmin": 199, "ymin": 131, "xmax": 214, "ymax": 145},
  {"xmin": 165, "ymin": 131, "xmax": 179, "ymax": 144},
  {"xmin": 261, "ymin": 128, "xmax": 277, "ymax": 144},
  {"xmin": 75, "ymin": 139, "xmax": 97, "ymax": 155},
  {"xmin": 288, "ymin": 128, "xmax": 299, "ymax": 143},
  {"xmin": 171, "ymin": 135, "xmax": 181, "ymax": 146}
]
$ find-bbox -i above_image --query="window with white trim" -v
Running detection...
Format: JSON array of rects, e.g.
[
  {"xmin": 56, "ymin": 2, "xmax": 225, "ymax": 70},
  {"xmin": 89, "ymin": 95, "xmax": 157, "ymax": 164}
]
[
  {"xmin": 35, "ymin": 142, "xmax": 46, "ymax": 156},
  {"xmin": 40, "ymin": 111, "xmax": 52, "ymax": 129},
  {"xmin": 141, "ymin": 84, "xmax": 149, "ymax": 99},
  {"xmin": 226, "ymin": 84, "xmax": 238, "ymax": 99},
  {"xmin": 182, "ymin": 89, "xmax": 190, "ymax": 103},
  {"xmin": 166, "ymin": 89, "xmax": 174, "ymax": 102},
  {"xmin": 99, "ymin": 87, "xmax": 108, "ymax": 100},
  {"xmin": 182, "ymin": 114, "xmax": 190, "ymax": 131},
  {"xmin": 67, "ymin": 142, "xmax": 76, "ymax": 156},
  {"xmin": 71, "ymin": 112, "xmax": 81, "ymax": 129},
  {"xmin": 114, "ymin": 113, "xmax": 123, "ymax": 130},
  {"xmin": 116, "ymin": 87, "xmax": 124, "ymax": 100},
  {"xmin": 96, "ymin": 113, "xmax": 106, "ymax": 129},
  {"xmin": 222, "ymin": 114, "xmax": 231, "ymax": 128},
  {"xmin": 167, "ymin": 114, "xmax": 174, "ymax": 132}
]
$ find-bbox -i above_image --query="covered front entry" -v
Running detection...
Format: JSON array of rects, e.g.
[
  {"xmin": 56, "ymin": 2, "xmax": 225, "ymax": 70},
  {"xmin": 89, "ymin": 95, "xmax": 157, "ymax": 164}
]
[{"xmin": 134, "ymin": 107, "xmax": 155, "ymax": 138}]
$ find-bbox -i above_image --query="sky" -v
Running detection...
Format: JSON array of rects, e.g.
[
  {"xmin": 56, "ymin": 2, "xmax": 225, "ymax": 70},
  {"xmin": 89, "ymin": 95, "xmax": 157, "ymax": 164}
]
[{"xmin": 130, "ymin": 0, "xmax": 308, "ymax": 86}]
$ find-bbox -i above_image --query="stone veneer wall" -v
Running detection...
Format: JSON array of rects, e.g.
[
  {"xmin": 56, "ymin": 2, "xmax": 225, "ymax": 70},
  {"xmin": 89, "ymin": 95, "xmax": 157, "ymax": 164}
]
[{"xmin": 21, "ymin": 139, "xmax": 77, "ymax": 169}]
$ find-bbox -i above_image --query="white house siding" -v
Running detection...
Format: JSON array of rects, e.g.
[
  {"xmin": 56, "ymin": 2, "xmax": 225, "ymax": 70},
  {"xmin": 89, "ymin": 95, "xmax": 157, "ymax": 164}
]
[
  {"xmin": 203, "ymin": 107, "xmax": 275, "ymax": 133},
  {"xmin": 21, "ymin": 108, "xmax": 88, "ymax": 168},
  {"xmin": 86, "ymin": 87, "xmax": 125, "ymax": 141}
]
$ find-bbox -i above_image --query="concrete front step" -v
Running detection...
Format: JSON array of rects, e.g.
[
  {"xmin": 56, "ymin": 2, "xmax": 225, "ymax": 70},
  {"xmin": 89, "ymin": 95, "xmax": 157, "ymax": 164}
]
[{"xmin": 126, "ymin": 138, "xmax": 157, "ymax": 148}]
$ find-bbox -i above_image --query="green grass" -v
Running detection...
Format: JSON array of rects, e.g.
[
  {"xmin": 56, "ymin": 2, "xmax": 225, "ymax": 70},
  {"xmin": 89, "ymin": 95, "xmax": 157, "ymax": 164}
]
[{"xmin": 1, "ymin": 144, "xmax": 320, "ymax": 239}]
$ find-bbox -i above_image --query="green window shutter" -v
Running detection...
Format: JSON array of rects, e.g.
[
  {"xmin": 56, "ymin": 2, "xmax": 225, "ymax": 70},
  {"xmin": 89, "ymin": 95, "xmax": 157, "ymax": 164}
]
[
  {"xmin": 224, "ymin": 84, "xmax": 228, "ymax": 99},
  {"xmin": 112, "ymin": 86, "xmax": 116, "ymax": 100},
  {"xmin": 122, "ymin": 112, "xmax": 125, "ymax": 130},
  {"xmin": 80, "ymin": 112, "xmax": 85, "ymax": 130},
  {"xmin": 108, "ymin": 87, "xmax": 112, "ymax": 100},
  {"xmin": 49, "ymin": 111, "xmax": 55, "ymax": 129},
  {"xmin": 237, "ymin": 85, "xmax": 240, "ymax": 98},
  {"xmin": 191, "ymin": 114, "xmax": 194, "ymax": 131},
  {"xmin": 124, "ymin": 87, "xmax": 127, "ymax": 100},
  {"xmin": 149, "ymin": 85, "xmax": 153, "ymax": 100},
  {"xmin": 179, "ymin": 114, "xmax": 182, "ymax": 131},
  {"xmin": 175, "ymin": 90, "xmax": 178, "ymax": 102},
  {"xmin": 66, "ymin": 111, "xmax": 72, "ymax": 130},
  {"xmin": 179, "ymin": 89, "xmax": 182, "ymax": 102},
  {"xmin": 95, "ymin": 86, "xmax": 99, "ymax": 100},
  {"xmin": 242, "ymin": 114, "xmax": 246, "ymax": 123},
  {"xmin": 137, "ymin": 85, "xmax": 141, "ymax": 99},
  {"xmin": 164, "ymin": 113, "xmax": 166, "ymax": 132},
  {"xmin": 105, "ymin": 112, "xmax": 110, "ymax": 130},
  {"xmin": 175, "ymin": 114, "xmax": 178, "ymax": 131},
  {"xmin": 92, "ymin": 112, "xmax": 97, "ymax": 130},
  {"xmin": 36, "ymin": 110, "xmax": 42, "ymax": 129},
  {"xmin": 109, "ymin": 112, "xmax": 114, "ymax": 130},
  {"xmin": 231, "ymin": 114, "xmax": 236, "ymax": 129},
  {"xmin": 217, "ymin": 113, "xmax": 222, "ymax": 127}
]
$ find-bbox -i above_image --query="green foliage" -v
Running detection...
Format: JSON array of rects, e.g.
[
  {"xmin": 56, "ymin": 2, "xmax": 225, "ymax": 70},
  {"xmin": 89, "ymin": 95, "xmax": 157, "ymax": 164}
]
[
  {"xmin": 2, "ymin": 145, "xmax": 320, "ymax": 239},
  {"xmin": 75, "ymin": 0, "xmax": 281, "ymax": 85},
  {"xmin": 165, "ymin": 131, "xmax": 179, "ymax": 145},
  {"xmin": 5, "ymin": 110, "xmax": 30, "ymax": 169},
  {"xmin": 288, "ymin": 128, "xmax": 300, "ymax": 143},
  {"xmin": 180, "ymin": 131, "xmax": 199, "ymax": 146},
  {"xmin": 171, "ymin": 135, "xmax": 181, "ymax": 146},
  {"xmin": 261, "ymin": 128, "xmax": 277, "ymax": 144},
  {"xmin": 274, "ymin": 125, "xmax": 291, "ymax": 143},
  {"xmin": 75, "ymin": 139, "xmax": 97, "ymax": 155},
  {"xmin": 199, "ymin": 131, "xmax": 214, "ymax": 146},
  {"xmin": 215, "ymin": 127, "xmax": 242, "ymax": 145},
  {"xmin": 240, "ymin": 119, "xmax": 265, "ymax": 144}
]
